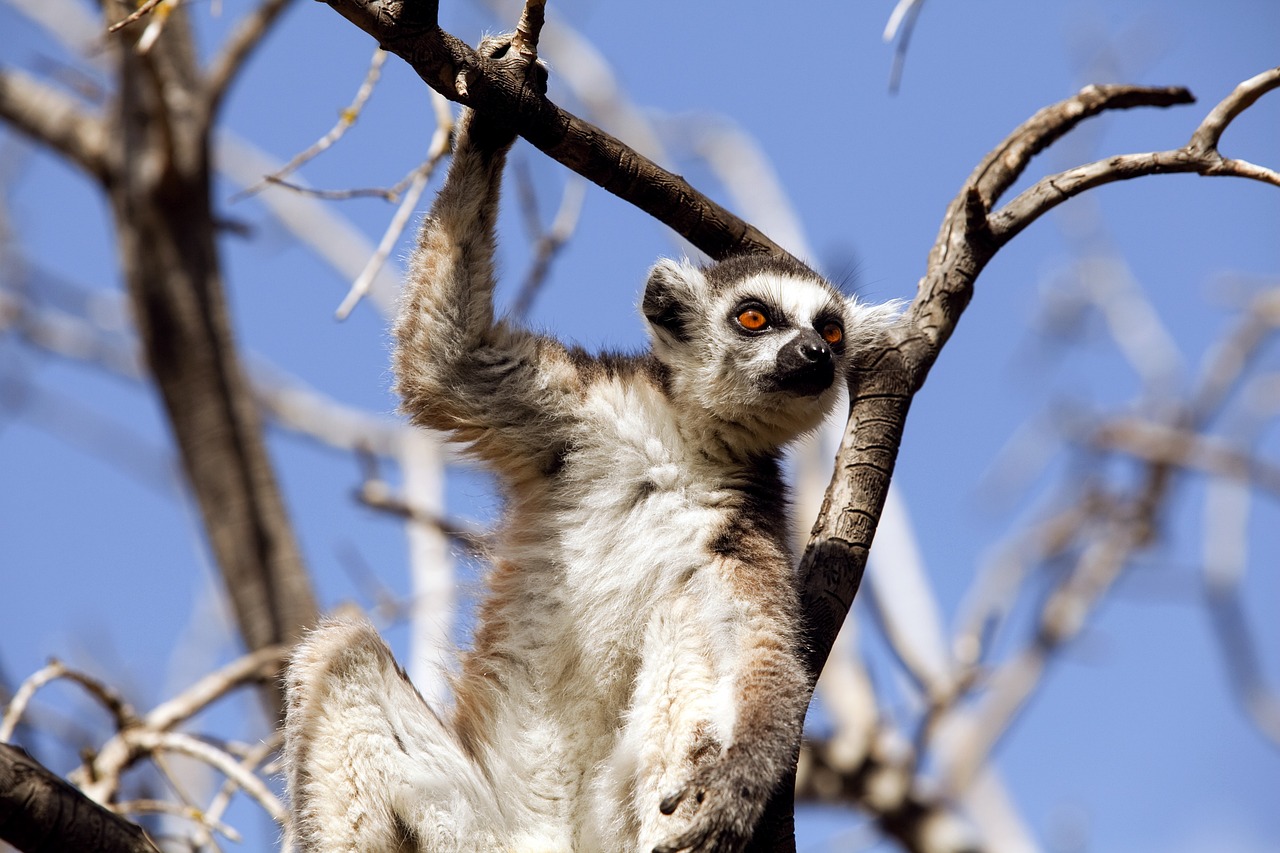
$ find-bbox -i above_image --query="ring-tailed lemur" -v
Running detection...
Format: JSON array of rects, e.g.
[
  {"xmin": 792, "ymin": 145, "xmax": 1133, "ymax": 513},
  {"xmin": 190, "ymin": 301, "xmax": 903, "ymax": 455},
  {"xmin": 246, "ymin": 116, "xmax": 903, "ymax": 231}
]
[{"xmin": 284, "ymin": 34, "xmax": 899, "ymax": 853}]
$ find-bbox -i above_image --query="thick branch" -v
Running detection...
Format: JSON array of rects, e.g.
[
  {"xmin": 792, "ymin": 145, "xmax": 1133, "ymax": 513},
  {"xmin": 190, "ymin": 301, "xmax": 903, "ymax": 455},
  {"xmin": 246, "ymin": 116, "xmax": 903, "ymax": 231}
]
[
  {"xmin": 0, "ymin": 68, "xmax": 108, "ymax": 180},
  {"xmin": 0, "ymin": 744, "xmax": 159, "ymax": 853},
  {"xmin": 771, "ymin": 69, "xmax": 1280, "ymax": 846},
  {"xmin": 317, "ymin": 0, "xmax": 785, "ymax": 260}
]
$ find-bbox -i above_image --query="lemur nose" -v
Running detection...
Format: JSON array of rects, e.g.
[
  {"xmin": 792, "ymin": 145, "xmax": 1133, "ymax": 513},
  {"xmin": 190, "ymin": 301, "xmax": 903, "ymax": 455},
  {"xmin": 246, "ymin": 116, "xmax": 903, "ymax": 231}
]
[{"xmin": 799, "ymin": 340, "xmax": 830, "ymax": 362}]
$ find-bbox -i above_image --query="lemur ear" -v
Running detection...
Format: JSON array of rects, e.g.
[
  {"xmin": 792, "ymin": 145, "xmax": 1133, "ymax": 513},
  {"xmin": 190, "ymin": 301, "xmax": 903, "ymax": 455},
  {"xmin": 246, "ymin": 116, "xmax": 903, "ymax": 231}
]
[
  {"xmin": 642, "ymin": 259, "xmax": 706, "ymax": 344},
  {"xmin": 842, "ymin": 294, "xmax": 906, "ymax": 353}
]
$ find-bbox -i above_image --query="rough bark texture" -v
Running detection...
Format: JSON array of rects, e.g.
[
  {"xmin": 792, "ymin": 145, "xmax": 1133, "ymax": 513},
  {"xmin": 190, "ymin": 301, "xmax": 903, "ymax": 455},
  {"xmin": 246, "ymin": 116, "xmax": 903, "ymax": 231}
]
[{"xmin": 0, "ymin": 745, "xmax": 159, "ymax": 853}]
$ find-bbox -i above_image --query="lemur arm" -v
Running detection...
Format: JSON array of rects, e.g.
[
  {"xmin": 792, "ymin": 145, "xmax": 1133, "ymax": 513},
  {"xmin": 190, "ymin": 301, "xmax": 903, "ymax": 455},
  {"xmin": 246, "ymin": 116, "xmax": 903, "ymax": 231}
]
[{"xmin": 394, "ymin": 48, "xmax": 580, "ymax": 474}]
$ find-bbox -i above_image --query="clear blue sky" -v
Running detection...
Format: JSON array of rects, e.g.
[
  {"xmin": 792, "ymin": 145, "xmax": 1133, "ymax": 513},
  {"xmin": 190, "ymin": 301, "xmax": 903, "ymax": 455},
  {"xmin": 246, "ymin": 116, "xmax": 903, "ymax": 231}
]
[{"xmin": 2, "ymin": 1, "xmax": 1278, "ymax": 851}]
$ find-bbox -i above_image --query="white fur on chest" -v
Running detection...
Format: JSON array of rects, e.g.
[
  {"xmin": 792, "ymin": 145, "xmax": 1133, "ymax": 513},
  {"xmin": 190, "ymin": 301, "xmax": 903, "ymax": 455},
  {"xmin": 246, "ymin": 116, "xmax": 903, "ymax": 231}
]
[
  {"xmin": 551, "ymin": 377, "xmax": 735, "ymax": 637},
  {"xmin": 481, "ymin": 373, "xmax": 755, "ymax": 844}
]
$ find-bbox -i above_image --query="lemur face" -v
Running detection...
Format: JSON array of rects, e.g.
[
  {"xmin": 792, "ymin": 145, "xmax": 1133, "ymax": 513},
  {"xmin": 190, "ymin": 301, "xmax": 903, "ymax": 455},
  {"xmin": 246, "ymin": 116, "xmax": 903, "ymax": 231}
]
[{"xmin": 642, "ymin": 255, "xmax": 898, "ymax": 448}]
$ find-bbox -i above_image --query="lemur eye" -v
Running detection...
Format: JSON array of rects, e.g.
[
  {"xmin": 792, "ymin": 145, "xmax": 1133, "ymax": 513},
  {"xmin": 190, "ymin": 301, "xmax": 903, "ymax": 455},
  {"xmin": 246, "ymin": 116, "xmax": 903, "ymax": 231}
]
[
  {"xmin": 737, "ymin": 307, "xmax": 770, "ymax": 331},
  {"xmin": 820, "ymin": 322, "xmax": 844, "ymax": 345}
]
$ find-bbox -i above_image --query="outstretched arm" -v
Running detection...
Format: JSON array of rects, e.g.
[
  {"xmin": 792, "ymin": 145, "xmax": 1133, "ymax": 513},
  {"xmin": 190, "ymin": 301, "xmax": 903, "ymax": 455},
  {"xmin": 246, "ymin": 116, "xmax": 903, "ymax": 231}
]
[{"xmin": 394, "ymin": 37, "xmax": 580, "ymax": 475}]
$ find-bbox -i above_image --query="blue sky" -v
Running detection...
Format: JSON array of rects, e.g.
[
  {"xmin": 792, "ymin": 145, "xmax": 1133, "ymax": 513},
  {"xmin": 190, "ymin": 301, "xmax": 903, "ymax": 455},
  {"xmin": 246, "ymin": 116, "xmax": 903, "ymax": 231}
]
[{"xmin": 2, "ymin": 1, "xmax": 1278, "ymax": 850}]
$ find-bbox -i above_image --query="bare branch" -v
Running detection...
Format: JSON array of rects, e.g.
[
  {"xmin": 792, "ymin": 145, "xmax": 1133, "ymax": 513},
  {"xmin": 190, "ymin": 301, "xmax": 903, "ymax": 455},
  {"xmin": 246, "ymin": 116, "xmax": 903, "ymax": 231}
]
[
  {"xmin": 334, "ymin": 92, "xmax": 453, "ymax": 319},
  {"xmin": 1188, "ymin": 66, "xmax": 1280, "ymax": 156},
  {"xmin": 232, "ymin": 46, "xmax": 388, "ymax": 201},
  {"xmin": 144, "ymin": 645, "xmax": 287, "ymax": 733},
  {"xmin": 1092, "ymin": 418, "xmax": 1280, "ymax": 495},
  {"xmin": 357, "ymin": 480, "xmax": 490, "ymax": 555},
  {"xmin": 124, "ymin": 731, "xmax": 288, "ymax": 823},
  {"xmin": 107, "ymin": 0, "xmax": 166, "ymax": 34},
  {"xmin": 991, "ymin": 70, "xmax": 1280, "ymax": 243},
  {"xmin": 0, "ymin": 68, "xmax": 108, "ymax": 179},
  {"xmin": 1, "ymin": 660, "xmax": 140, "ymax": 743},
  {"xmin": 883, "ymin": 0, "xmax": 926, "ymax": 93},
  {"xmin": 1202, "ymin": 480, "xmax": 1280, "ymax": 747},
  {"xmin": 218, "ymin": 131, "xmax": 404, "ymax": 316},
  {"xmin": 511, "ymin": 170, "xmax": 587, "ymax": 319},
  {"xmin": 74, "ymin": 647, "xmax": 286, "ymax": 804},
  {"xmin": 114, "ymin": 798, "xmax": 242, "ymax": 844},
  {"xmin": 204, "ymin": 731, "xmax": 283, "ymax": 829}
]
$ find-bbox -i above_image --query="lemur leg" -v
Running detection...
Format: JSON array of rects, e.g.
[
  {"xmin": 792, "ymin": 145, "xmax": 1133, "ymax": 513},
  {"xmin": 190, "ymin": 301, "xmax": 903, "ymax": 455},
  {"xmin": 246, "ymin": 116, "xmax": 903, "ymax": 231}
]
[{"xmin": 284, "ymin": 619, "xmax": 505, "ymax": 852}]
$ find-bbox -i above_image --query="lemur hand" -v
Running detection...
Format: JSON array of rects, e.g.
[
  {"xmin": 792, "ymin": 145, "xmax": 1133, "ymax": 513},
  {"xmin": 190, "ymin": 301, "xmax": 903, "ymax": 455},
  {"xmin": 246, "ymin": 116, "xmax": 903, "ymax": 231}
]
[
  {"xmin": 459, "ymin": 32, "xmax": 549, "ymax": 155},
  {"xmin": 652, "ymin": 751, "xmax": 769, "ymax": 853}
]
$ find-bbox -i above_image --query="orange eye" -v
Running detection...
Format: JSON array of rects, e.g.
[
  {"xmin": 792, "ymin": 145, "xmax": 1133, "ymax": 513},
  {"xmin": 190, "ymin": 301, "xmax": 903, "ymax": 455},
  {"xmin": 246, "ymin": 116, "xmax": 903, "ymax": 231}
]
[
  {"xmin": 821, "ymin": 322, "xmax": 844, "ymax": 345},
  {"xmin": 737, "ymin": 308, "xmax": 769, "ymax": 331}
]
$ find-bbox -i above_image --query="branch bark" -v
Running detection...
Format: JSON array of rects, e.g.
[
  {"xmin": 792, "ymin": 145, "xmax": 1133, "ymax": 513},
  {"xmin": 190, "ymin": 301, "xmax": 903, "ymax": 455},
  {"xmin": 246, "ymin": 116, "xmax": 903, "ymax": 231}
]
[{"xmin": 0, "ymin": 744, "xmax": 159, "ymax": 853}]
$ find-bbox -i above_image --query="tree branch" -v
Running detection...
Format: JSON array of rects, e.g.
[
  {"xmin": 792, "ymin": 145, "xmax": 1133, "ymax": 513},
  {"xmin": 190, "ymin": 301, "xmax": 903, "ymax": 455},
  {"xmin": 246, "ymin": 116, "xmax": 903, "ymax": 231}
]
[
  {"xmin": 775, "ymin": 68, "xmax": 1280, "ymax": 845},
  {"xmin": 0, "ymin": 68, "xmax": 108, "ymax": 180},
  {"xmin": 317, "ymin": 0, "xmax": 786, "ymax": 260},
  {"xmin": 991, "ymin": 68, "xmax": 1280, "ymax": 243},
  {"xmin": 0, "ymin": 744, "xmax": 159, "ymax": 853},
  {"xmin": 107, "ymin": 11, "xmax": 319, "ymax": 694}
]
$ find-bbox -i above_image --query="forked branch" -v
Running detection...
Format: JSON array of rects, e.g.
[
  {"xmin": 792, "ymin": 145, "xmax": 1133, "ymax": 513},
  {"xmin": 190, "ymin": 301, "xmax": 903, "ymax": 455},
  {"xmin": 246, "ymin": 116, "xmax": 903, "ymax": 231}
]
[{"xmin": 318, "ymin": 0, "xmax": 787, "ymax": 260}]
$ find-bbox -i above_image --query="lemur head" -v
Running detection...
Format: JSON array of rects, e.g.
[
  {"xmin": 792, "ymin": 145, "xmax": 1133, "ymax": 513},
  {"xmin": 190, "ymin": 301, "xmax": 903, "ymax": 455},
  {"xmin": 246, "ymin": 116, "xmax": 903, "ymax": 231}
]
[{"xmin": 642, "ymin": 254, "xmax": 900, "ymax": 453}]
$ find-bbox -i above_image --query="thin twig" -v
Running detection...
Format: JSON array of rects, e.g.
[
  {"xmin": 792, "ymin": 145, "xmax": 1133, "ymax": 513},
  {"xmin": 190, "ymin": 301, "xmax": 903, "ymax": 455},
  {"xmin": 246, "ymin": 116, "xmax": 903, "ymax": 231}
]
[
  {"xmin": 135, "ymin": 0, "xmax": 182, "ymax": 54},
  {"xmin": 334, "ymin": 91, "xmax": 454, "ymax": 320},
  {"xmin": 232, "ymin": 47, "xmax": 388, "ymax": 201},
  {"xmin": 259, "ymin": 174, "xmax": 415, "ymax": 202},
  {"xmin": 1, "ymin": 661, "xmax": 67, "ymax": 742},
  {"xmin": 511, "ymin": 175, "xmax": 586, "ymax": 319},
  {"xmin": 126, "ymin": 730, "xmax": 287, "ymax": 824},
  {"xmin": 1188, "ymin": 66, "xmax": 1280, "ymax": 156},
  {"xmin": 1202, "ymin": 480, "xmax": 1280, "ymax": 748},
  {"xmin": 204, "ymin": 732, "xmax": 282, "ymax": 828},
  {"xmin": 357, "ymin": 480, "xmax": 490, "ymax": 555},
  {"xmin": 1, "ymin": 659, "xmax": 139, "ymax": 742},
  {"xmin": 883, "ymin": 0, "xmax": 926, "ymax": 93},
  {"xmin": 74, "ymin": 646, "xmax": 288, "ymax": 803},
  {"xmin": 107, "ymin": 0, "xmax": 165, "ymax": 33},
  {"xmin": 114, "ymin": 799, "xmax": 241, "ymax": 845}
]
